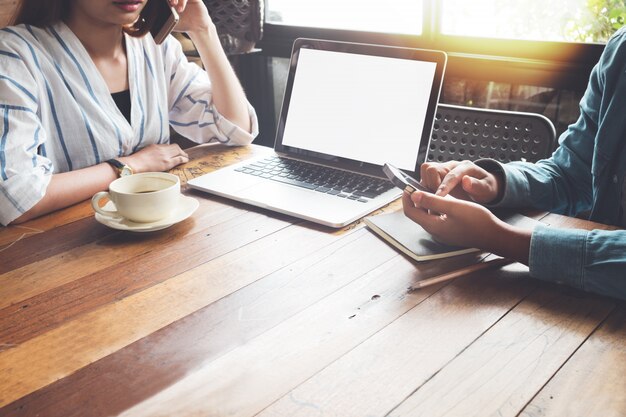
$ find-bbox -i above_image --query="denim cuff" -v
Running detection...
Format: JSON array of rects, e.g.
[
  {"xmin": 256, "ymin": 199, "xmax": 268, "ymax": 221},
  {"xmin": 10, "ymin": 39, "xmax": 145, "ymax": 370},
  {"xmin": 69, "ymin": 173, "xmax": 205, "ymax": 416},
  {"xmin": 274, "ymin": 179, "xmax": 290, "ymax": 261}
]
[
  {"xmin": 474, "ymin": 159, "xmax": 528, "ymax": 208},
  {"xmin": 529, "ymin": 225, "xmax": 589, "ymax": 290}
]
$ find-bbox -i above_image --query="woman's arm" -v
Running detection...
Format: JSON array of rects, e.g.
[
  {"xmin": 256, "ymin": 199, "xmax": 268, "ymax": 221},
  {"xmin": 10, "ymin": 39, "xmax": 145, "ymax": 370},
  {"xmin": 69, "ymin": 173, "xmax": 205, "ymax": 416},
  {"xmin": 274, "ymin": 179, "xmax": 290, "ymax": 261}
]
[
  {"xmin": 10, "ymin": 143, "xmax": 189, "ymax": 224},
  {"xmin": 186, "ymin": 28, "xmax": 251, "ymax": 134},
  {"xmin": 11, "ymin": 163, "xmax": 118, "ymax": 224},
  {"xmin": 172, "ymin": 0, "xmax": 251, "ymax": 133}
]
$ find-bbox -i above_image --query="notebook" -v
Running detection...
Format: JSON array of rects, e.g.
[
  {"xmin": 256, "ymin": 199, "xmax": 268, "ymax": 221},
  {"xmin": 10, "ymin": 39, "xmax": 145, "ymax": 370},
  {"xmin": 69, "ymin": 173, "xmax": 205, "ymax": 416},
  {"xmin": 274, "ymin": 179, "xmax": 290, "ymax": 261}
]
[
  {"xmin": 365, "ymin": 210, "xmax": 544, "ymax": 261},
  {"xmin": 188, "ymin": 38, "xmax": 447, "ymax": 227}
]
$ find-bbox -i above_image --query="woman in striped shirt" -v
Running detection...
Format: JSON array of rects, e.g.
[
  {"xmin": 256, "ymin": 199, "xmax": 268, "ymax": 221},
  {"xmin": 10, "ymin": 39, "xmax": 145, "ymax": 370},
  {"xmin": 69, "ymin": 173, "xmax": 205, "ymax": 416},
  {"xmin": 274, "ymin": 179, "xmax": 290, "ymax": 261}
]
[{"xmin": 0, "ymin": 0, "xmax": 258, "ymax": 225}]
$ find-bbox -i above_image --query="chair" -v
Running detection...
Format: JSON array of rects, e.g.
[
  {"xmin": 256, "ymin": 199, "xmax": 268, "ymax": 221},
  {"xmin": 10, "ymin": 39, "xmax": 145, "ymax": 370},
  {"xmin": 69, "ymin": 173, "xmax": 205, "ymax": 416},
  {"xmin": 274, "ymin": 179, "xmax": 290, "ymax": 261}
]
[
  {"xmin": 204, "ymin": 0, "xmax": 264, "ymax": 55},
  {"xmin": 427, "ymin": 104, "xmax": 557, "ymax": 164}
]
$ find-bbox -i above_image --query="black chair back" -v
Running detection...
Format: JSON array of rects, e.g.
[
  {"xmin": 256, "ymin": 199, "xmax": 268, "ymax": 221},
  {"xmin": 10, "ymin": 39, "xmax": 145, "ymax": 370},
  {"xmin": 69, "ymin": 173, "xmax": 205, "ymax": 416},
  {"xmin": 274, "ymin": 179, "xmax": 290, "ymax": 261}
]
[{"xmin": 427, "ymin": 104, "xmax": 556, "ymax": 164}]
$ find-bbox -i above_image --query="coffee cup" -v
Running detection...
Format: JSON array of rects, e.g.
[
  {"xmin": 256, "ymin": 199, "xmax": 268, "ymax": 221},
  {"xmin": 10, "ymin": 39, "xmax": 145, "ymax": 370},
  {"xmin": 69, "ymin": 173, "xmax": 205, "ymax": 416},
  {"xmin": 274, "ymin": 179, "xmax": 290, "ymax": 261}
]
[{"xmin": 91, "ymin": 172, "xmax": 181, "ymax": 223}]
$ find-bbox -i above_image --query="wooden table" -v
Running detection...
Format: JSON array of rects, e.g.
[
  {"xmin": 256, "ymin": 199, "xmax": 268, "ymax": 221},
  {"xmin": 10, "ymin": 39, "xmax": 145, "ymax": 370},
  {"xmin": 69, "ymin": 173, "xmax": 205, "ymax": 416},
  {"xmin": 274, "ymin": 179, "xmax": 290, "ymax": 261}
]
[{"xmin": 0, "ymin": 143, "xmax": 624, "ymax": 417}]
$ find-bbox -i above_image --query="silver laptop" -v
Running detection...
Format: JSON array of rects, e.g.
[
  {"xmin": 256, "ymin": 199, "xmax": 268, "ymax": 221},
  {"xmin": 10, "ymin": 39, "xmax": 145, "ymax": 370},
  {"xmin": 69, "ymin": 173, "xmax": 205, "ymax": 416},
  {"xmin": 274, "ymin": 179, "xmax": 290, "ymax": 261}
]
[{"xmin": 188, "ymin": 38, "xmax": 447, "ymax": 228}]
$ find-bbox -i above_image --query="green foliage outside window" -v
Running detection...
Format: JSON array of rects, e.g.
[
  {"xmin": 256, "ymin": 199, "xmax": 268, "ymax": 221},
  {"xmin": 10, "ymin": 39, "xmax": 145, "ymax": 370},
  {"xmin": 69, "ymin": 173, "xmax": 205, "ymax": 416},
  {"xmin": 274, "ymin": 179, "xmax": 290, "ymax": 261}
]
[{"xmin": 565, "ymin": 0, "xmax": 626, "ymax": 42}]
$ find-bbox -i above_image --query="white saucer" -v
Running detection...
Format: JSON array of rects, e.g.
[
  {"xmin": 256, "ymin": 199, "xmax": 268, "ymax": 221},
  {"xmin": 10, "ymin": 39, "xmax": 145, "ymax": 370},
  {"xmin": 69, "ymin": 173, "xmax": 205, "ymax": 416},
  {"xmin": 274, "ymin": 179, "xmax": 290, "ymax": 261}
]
[{"xmin": 94, "ymin": 195, "xmax": 199, "ymax": 232}]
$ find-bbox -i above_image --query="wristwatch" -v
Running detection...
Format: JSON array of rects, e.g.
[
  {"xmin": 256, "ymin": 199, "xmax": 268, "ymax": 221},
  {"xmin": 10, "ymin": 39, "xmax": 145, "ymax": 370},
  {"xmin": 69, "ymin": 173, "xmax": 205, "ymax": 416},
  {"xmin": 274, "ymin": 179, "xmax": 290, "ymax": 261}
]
[{"xmin": 106, "ymin": 158, "xmax": 133, "ymax": 177}]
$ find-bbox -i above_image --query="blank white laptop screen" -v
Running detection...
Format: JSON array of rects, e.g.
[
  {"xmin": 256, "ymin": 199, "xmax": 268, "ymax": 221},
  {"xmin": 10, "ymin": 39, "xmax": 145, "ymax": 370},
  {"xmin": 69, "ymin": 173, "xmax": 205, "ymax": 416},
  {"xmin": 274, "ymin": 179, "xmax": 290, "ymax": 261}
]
[{"xmin": 281, "ymin": 48, "xmax": 437, "ymax": 171}]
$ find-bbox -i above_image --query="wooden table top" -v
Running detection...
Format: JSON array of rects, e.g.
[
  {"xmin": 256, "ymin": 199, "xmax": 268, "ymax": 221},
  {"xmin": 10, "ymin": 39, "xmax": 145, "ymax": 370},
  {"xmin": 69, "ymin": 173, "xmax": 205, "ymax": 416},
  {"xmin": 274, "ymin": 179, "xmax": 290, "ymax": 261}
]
[{"xmin": 0, "ymin": 143, "xmax": 624, "ymax": 417}]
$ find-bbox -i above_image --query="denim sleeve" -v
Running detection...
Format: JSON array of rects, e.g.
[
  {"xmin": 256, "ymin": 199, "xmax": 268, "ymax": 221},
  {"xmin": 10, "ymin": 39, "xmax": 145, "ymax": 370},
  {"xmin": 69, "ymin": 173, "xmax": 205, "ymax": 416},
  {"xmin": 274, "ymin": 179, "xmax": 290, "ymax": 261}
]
[
  {"xmin": 472, "ymin": 30, "xmax": 626, "ymax": 215},
  {"xmin": 473, "ymin": 70, "xmax": 600, "ymax": 215},
  {"xmin": 530, "ymin": 226, "xmax": 626, "ymax": 300}
]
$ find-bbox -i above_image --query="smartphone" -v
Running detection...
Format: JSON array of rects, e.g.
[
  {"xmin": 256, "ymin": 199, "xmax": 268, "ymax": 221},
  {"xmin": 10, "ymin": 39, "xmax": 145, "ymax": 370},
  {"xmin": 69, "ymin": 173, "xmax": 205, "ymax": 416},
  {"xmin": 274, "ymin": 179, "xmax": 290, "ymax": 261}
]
[
  {"xmin": 150, "ymin": 0, "xmax": 179, "ymax": 45},
  {"xmin": 383, "ymin": 163, "xmax": 433, "ymax": 194}
]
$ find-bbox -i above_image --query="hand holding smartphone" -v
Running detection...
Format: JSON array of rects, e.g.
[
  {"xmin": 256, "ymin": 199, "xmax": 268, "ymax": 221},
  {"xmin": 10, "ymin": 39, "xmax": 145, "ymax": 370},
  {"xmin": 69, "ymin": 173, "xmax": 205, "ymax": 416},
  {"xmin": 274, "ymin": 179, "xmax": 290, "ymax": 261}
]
[
  {"xmin": 383, "ymin": 163, "xmax": 433, "ymax": 194},
  {"xmin": 149, "ymin": 0, "xmax": 180, "ymax": 44}
]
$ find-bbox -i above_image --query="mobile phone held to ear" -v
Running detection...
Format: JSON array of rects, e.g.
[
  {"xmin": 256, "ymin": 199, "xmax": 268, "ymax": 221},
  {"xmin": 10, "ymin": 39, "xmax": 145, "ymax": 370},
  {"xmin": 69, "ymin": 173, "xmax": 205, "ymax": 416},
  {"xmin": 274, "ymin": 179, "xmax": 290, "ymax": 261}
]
[
  {"xmin": 383, "ymin": 163, "xmax": 433, "ymax": 194},
  {"xmin": 150, "ymin": 0, "xmax": 179, "ymax": 44}
]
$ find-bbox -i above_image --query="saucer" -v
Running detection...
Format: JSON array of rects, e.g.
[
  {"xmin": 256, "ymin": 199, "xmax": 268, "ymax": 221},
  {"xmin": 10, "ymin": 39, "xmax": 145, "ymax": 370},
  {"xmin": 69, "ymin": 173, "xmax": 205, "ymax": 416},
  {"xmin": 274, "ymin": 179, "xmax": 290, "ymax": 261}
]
[{"xmin": 94, "ymin": 195, "xmax": 199, "ymax": 232}]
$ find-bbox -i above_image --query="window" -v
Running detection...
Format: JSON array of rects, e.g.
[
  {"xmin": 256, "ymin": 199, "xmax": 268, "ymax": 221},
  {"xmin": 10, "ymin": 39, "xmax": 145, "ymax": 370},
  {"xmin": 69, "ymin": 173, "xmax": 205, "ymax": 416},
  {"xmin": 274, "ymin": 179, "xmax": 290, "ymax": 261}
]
[
  {"xmin": 266, "ymin": 0, "xmax": 626, "ymax": 43},
  {"xmin": 441, "ymin": 0, "xmax": 626, "ymax": 43},
  {"xmin": 266, "ymin": 0, "xmax": 423, "ymax": 35}
]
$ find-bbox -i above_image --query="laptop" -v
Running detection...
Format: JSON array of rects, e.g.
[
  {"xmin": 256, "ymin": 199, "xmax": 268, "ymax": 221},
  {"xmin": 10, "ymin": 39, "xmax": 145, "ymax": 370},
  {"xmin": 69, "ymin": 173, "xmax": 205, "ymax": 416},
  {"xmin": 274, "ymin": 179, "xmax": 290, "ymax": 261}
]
[{"xmin": 188, "ymin": 38, "xmax": 447, "ymax": 228}]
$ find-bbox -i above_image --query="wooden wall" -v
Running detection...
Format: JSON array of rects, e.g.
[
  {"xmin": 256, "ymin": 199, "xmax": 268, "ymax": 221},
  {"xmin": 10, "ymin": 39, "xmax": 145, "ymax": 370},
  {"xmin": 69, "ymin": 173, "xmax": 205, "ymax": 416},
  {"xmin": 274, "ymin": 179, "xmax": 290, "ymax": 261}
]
[{"xmin": 1, "ymin": 0, "xmax": 19, "ymax": 27}]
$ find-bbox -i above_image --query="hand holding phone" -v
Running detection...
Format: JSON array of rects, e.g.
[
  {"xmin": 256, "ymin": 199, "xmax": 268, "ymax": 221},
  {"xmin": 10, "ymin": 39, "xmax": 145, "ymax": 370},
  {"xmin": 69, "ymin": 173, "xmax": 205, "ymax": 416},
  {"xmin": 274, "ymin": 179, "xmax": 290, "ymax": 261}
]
[
  {"xmin": 150, "ymin": 0, "xmax": 180, "ymax": 44},
  {"xmin": 383, "ymin": 163, "xmax": 433, "ymax": 194}
]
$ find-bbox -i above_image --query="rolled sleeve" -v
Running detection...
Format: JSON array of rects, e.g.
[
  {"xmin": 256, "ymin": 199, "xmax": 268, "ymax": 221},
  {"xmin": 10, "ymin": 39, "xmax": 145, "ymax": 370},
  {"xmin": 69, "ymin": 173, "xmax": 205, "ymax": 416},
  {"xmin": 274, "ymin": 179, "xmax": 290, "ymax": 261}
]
[
  {"xmin": 530, "ymin": 226, "xmax": 626, "ymax": 300},
  {"xmin": 0, "ymin": 106, "xmax": 52, "ymax": 225},
  {"xmin": 165, "ymin": 37, "xmax": 258, "ymax": 146},
  {"xmin": 498, "ymin": 162, "xmax": 534, "ymax": 206},
  {"xmin": 0, "ymin": 167, "xmax": 51, "ymax": 226},
  {"xmin": 529, "ymin": 225, "xmax": 588, "ymax": 288},
  {"xmin": 212, "ymin": 101, "xmax": 258, "ymax": 146},
  {"xmin": 0, "ymin": 53, "xmax": 51, "ymax": 226}
]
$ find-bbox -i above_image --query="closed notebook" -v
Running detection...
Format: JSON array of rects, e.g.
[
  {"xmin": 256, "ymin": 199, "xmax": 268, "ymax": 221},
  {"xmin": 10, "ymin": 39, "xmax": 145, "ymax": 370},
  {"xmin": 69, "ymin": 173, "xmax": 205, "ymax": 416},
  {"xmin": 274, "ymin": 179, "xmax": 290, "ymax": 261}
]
[{"xmin": 365, "ymin": 210, "xmax": 542, "ymax": 262}]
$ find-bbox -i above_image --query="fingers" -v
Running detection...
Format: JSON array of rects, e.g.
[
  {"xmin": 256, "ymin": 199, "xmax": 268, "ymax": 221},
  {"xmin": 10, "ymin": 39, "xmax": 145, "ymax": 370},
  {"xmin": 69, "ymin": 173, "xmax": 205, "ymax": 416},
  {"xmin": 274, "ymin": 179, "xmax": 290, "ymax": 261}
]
[
  {"xmin": 169, "ymin": 0, "xmax": 185, "ymax": 13},
  {"xmin": 129, "ymin": 143, "xmax": 189, "ymax": 172},
  {"xmin": 172, "ymin": 144, "xmax": 188, "ymax": 159},
  {"xmin": 420, "ymin": 161, "xmax": 459, "ymax": 192},
  {"xmin": 402, "ymin": 191, "xmax": 445, "ymax": 233},
  {"xmin": 402, "ymin": 191, "xmax": 432, "ymax": 225},
  {"xmin": 433, "ymin": 161, "xmax": 478, "ymax": 196},
  {"xmin": 411, "ymin": 190, "xmax": 458, "ymax": 216},
  {"xmin": 419, "ymin": 160, "xmax": 501, "ymax": 204},
  {"xmin": 172, "ymin": 154, "xmax": 189, "ymax": 167},
  {"xmin": 460, "ymin": 175, "xmax": 491, "ymax": 203},
  {"xmin": 164, "ymin": 144, "xmax": 188, "ymax": 168}
]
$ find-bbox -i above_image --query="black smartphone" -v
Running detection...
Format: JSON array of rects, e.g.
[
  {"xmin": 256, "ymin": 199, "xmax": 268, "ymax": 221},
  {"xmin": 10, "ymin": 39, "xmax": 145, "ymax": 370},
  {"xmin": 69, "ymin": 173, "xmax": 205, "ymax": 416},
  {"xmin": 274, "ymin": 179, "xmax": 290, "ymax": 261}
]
[
  {"xmin": 150, "ymin": 0, "xmax": 179, "ymax": 44},
  {"xmin": 383, "ymin": 163, "xmax": 433, "ymax": 194}
]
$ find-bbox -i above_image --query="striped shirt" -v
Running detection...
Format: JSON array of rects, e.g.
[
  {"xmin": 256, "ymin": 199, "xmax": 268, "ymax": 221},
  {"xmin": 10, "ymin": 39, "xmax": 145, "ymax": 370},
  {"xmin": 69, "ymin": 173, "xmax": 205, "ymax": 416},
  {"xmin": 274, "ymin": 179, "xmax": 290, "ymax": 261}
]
[{"xmin": 0, "ymin": 22, "xmax": 258, "ymax": 225}]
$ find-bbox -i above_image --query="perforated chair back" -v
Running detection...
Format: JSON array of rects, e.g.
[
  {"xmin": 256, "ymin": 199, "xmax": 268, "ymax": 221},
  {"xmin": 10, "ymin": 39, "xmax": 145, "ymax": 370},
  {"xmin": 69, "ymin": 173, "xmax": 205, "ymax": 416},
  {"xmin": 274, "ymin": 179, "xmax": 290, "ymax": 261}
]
[
  {"xmin": 427, "ymin": 104, "xmax": 556, "ymax": 164},
  {"xmin": 204, "ymin": 0, "xmax": 264, "ymax": 55}
]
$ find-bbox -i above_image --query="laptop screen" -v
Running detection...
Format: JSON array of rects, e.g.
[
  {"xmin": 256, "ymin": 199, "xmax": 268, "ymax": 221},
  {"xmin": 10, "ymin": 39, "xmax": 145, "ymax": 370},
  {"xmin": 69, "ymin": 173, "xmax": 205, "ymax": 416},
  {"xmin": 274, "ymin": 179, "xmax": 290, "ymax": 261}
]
[{"xmin": 275, "ymin": 39, "xmax": 447, "ymax": 176}]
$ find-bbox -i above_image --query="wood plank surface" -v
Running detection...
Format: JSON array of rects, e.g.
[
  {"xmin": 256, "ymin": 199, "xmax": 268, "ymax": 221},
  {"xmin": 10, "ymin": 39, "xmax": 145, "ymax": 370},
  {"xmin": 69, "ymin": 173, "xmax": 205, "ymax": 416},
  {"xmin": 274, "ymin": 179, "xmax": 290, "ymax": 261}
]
[
  {"xmin": 520, "ymin": 304, "xmax": 626, "ymax": 417},
  {"xmin": 0, "ymin": 144, "xmax": 622, "ymax": 417},
  {"xmin": 0, "ymin": 204, "xmax": 292, "ymax": 348},
  {"xmin": 0, "ymin": 227, "xmax": 395, "ymax": 416},
  {"xmin": 0, "ymin": 210, "xmax": 294, "ymax": 407},
  {"xmin": 0, "ymin": 199, "xmax": 284, "ymax": 309},
  {"xmin": 256, "ymin": 262, "xmax": 537, "ymax": 417},
  {"xmin": 112, "ymin": 257, "xmax": 527, "ymax": 417},
  {"xmin": 386, "ymin": 288, "xmax": 614, "ymax": 417}
]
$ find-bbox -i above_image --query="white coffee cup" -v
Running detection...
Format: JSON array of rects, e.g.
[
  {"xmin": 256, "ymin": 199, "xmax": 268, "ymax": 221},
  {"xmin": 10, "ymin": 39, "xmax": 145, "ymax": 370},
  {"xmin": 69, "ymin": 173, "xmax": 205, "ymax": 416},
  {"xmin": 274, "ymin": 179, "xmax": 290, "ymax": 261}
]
[{"xmin": 91, "ymin": 172, "xmax": 181, "ymax": 223}]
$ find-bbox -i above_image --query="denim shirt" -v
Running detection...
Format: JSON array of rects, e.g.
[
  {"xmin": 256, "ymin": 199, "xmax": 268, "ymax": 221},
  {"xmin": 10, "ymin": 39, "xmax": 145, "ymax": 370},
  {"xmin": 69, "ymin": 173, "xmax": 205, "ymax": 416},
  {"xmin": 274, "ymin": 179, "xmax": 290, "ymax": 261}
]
[{"xmin": 480, "ymin": 27, "xmax": 626, "ymax": 300}]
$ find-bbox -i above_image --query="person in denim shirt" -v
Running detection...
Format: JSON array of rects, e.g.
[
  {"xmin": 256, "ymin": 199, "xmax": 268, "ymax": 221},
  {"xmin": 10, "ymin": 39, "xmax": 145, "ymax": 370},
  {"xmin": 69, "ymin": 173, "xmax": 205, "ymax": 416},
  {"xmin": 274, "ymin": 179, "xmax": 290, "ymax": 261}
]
[{"xmin": 402, "ymin": 27, "xmax": 626, "ymax": 301}]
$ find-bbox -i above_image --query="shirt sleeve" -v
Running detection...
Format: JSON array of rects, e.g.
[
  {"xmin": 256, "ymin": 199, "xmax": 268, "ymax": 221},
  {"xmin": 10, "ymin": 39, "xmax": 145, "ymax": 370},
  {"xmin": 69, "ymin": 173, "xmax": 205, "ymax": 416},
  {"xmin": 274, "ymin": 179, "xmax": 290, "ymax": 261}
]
[
  {"xmin": 475, "ymin": 30, "xmax": 626, "ymax": 217},
  {"xmin": 163, "ymin": 36, "xmax": 258, "ymax": 146},
  {"xmin": 475, "ymin": 61, "xmax": 600, "ymax": 216},
  {"xmin": 471, "ymin": 30, "xmax": 626, "ymax": 299},
  {"xmin": 530, "ymin": 226, "xmax": 626, "ymax": 300},
  {"xmin": 0, "ymin": 52, "xmax": 52, "ymax": 226}
]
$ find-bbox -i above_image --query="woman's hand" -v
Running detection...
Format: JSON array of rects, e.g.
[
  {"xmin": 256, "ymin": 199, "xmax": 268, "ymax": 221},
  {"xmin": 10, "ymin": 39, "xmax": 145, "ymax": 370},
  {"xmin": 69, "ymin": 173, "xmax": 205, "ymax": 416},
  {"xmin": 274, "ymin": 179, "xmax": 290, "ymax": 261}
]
[
  {"xmin": 168, "ymin": 0, "xmax": 214, "ymax": 35},
  {"xmin": 401, "ymin": 190, "xmax": 531, "ymax": 264},
  {"xmin": 420, "ymin": 160, "xmax": 503, "ymax": 204},
  {"xmin": 120, "ymin": 143, "xmax": 189, "ymax": 173}
]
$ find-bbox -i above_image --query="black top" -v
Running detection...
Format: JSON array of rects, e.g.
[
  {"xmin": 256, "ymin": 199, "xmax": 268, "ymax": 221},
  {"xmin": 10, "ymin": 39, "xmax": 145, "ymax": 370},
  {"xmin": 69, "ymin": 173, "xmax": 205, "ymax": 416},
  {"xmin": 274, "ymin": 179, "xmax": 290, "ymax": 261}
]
[{"xmin": 111, "ymin": 89, "xmax": 131, "ymax": 124}]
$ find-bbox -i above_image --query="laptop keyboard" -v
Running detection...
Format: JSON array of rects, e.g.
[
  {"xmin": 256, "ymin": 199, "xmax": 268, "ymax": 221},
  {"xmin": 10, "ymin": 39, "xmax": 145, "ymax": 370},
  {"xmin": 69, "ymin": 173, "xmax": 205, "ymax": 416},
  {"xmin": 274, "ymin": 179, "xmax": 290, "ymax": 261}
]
[{"xmin": 234, "ymin": 156, "xmax": 395, "ymax": 203}]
